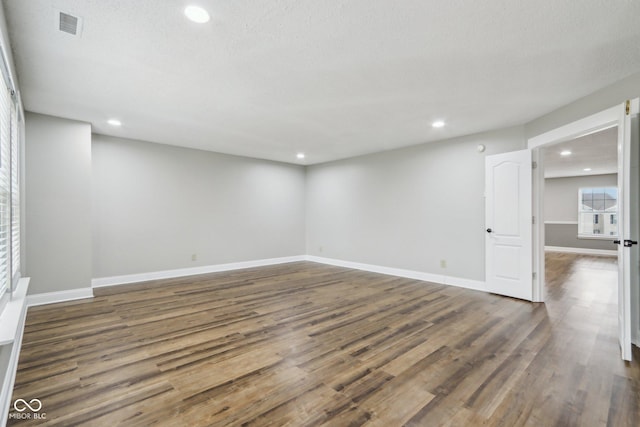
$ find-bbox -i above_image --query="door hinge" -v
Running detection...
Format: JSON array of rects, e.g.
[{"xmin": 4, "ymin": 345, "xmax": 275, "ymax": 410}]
[
  {"xmin": 532, "ymin": 161, "xmax": 537, "ymax": 169},
  {"xmin": 532, "ymin": 272, "xmax": 537, "ymax": 280},
  {"xmin": 532, "ymin": 216, "xmax": 535, "ymax": 224},
  {"xmin": 626, "ymin": 100, "xmax": 631, "ymax": 115}
]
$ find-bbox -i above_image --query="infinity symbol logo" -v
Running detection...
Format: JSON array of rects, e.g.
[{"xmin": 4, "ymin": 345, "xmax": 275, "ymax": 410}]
[{"xmin": 13, "ymin": 398, "xmax": 42, "ymax": 412}]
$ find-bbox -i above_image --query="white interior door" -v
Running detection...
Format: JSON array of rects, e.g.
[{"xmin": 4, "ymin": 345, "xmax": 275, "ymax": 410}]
[
  {"xmin": 617, "ymin": 99, "xmax": 639, "ymax": 361},
  {"xmin": 485, "ymin": 149, "xmax": 533, "ymax": 301}
]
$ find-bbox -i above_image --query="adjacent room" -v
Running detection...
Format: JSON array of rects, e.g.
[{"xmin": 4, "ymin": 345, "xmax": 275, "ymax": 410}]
[
  {"xmin": 541, "ymin": 128, "xmax": 623, "ymax": 381},
  {"xmin": 0, "ymin": 1, "xmax": 639, "ymax": 426},
  {"xmin": 542, "ymin": 127, "xmax": 620, "ymax": 299},
  {"xmin": 544, "ymin": 127, "xmax": 619, "ymax": 255}
]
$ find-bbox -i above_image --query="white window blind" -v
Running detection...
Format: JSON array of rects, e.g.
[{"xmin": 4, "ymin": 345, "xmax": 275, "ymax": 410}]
[
  {"xmin": 0, "ymin": 41, "xmax": 20, "ymax": 314},
  {"xmin": 10, "ymin": 100, "xmax": 19, "ymax": 282},
  {"xmin": 0, "ymin": 84, "xmax": 11, "ymax": 298}
]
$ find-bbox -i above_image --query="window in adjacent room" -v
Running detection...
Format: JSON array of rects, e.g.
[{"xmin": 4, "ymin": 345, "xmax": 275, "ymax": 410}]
[{"xmin": 578, "ymin": 187, "xmax": 618, "ymax": 237}]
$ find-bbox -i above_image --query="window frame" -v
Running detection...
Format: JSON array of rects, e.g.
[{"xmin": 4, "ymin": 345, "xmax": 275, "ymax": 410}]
[{"xmin": 577, "ymin": 186, "xmax": 619, "ymax": 240}]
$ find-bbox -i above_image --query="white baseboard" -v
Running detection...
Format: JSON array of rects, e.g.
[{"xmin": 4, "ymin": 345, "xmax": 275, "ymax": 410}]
[
  {"xmin": 93, "ymin": 254, "xmax": 486, "ymax": 293},
  {"xmin": 92, "ymin": 255, "xmax": 307, "ymax": 288},
  {"xmin": 305, "ymin": 256, "xmax": 487, "ymax": 293},
  {"xmin": 544, "ymin": 246, "xmax": 617, "ymax": 256},
  {"xmin": 27, "ymin": 287, "xmax": 94, "ymax": 307}
]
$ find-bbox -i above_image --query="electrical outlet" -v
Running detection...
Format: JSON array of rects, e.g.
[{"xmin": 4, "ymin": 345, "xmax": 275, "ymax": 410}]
[
  {"xmin": 440, "ymin": 259, "xmax": 447, "ymax": 269},
  {"xmin": 191, "ymin": 253, "xmax": 197, "ymax": 261}
]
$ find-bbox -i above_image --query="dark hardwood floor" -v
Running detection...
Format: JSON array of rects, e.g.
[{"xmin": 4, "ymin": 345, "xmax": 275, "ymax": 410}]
[{"xmin": 8, "ymin": 254, "xmax": 640, "ymax": 426}]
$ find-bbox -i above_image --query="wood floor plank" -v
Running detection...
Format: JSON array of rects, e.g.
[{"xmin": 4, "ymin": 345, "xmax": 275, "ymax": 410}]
[{"xmin": 7, "ymin": 256, "xmax": 640, "ymax": 426}]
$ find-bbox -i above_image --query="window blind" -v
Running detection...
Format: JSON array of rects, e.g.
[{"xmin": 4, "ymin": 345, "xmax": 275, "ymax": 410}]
[
  {"xmin": 0, "ymin": 41, "xmax": 20, "ymax": 314},
  {"xmin": 0, "ymin": 84, "xmax": 10, "ymax": 298},
  {"xmin": 10, "ymin": 99, "xmax": 19, "ymax": 283}
]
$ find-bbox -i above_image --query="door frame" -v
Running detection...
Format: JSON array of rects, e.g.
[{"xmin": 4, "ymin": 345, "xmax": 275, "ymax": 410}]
[
  {"xmin": 528, "ymin": 104, "xmax": 621, "ymax": 302},
  {"xmin": 527, "ymin": 100, "xmax": 639, "ymax": 357}
]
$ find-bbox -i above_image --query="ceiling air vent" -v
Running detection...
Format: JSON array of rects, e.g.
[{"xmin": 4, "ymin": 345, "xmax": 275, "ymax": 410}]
[{"xmin": 56, "ymin": 10, "xmax": 83, "ymax": 37}]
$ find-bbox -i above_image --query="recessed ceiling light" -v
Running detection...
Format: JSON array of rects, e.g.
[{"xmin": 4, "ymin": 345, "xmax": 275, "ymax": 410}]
[
  {"xmin": 583, "ymin": 168, "xmax": 592, "ymax": 172},
  {"xmin": 296, "ymin": 153, "xmax": 305, "ymax": 160},
  {"xmin": 432, "ymin": 120, "xmax": 445, "ymax": 128},
  {"xmin": 107, "ymin": 119, "xmax": 121, "ymax": 126},
  {"xmin": 184, "ymin": 5, "xmax": 210, "ymax": 23},
  {"xmin": 560, "ymin": 150, "xmax": 572, "ymax": 156}
]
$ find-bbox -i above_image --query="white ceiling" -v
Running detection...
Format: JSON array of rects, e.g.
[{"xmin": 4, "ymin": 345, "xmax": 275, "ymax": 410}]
[
  {"xmin": 4, "ymin": 1, "xmax": 640, "ymax": 165},
  {"xmin": 543, "ymin": 126, "xmax": 618, "ymax": 179}
]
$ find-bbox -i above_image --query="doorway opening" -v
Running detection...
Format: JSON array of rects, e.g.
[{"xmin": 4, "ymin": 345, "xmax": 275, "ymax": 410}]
[
  {"xmin": 540, "ymin": 126, "xmax": 619, "ymax": 316},
  {"xmin": 528, "ymin": 99, "xmax": 639, "ymax": 361}
]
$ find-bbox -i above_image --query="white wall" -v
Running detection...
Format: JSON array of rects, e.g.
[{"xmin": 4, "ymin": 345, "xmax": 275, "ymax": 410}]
[
  {"xmin": 25, "ymin": 113, "xmax": 92, "ymax": 295},
  {"xmin": 526, "ymin": 71, "xmax": 640, "ymax": 138},
  {"xmin": 545, "ymin": 174, "xmax": 617, "ymax": 221},
  {"xmin": 306, "ymin": 126, "xmax": 525, "ymax": 281},
  {"xmin": 92, "ymin": 135, "xmax": 306, "ymax": 278}
]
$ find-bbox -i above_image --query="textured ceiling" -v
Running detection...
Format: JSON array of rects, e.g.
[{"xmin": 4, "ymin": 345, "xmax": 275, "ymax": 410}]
[
  {"xmin": 543, "ymin": 126, "xmax": 618, "ymax": 179},
  {"xmin": 4, "ymin": 0, "xmax": 640, "ymax": 164}
]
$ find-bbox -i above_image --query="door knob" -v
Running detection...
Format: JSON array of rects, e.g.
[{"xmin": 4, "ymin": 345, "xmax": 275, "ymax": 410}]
[
  {"xmin": 486, "ymin": 228, "xmax": 492, "ymax": 233},
  {"xmin": 624, "ymin": 240, "xmax": 638, "ymax": 247}
]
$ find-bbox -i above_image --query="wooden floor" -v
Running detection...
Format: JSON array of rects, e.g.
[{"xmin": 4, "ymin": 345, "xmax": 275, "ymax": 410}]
[{"xmin": 8, "ymin": 254, "xmax": 640, "ymax": 426}]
